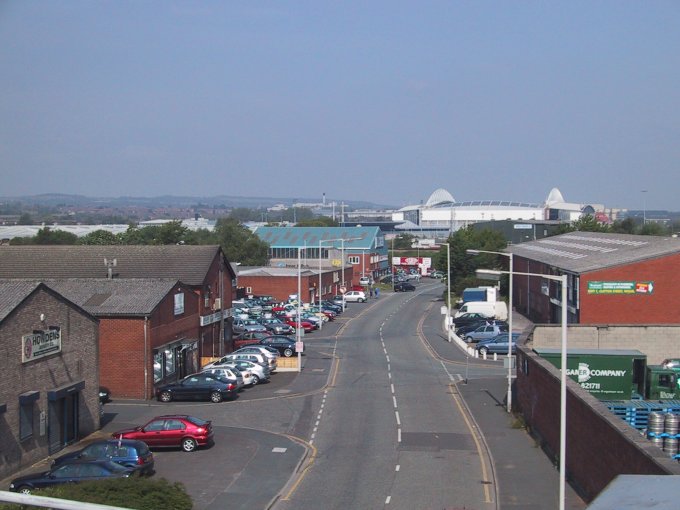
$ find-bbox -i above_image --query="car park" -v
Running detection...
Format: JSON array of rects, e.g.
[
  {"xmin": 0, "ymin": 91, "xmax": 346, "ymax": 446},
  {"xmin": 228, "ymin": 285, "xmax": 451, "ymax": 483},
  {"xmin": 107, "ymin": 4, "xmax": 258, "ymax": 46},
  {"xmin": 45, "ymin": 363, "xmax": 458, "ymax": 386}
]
[
  {"xmin": 321, "ymin": 300, "xmax": 343, "ymax": 313},
  {"xmin": 112, "ymin": 415, "xmax": 214, "ymax": 453},
  {"xmin": 343, "ymin": 291, "xmax": 367, "ymax": 303},
  {"xmin": 258, "ymin": 335, "xmax": 301, "ymax": 357},
  {"xmin": 475, "ymin": 333, "xmax": 520, "ymax": 356},
  {"xmin": 9, "ymin": 460, "xmax": 135, "ymax": 494},
  {"xmin": 394, "ymin": 282, "xmax": 416, "ymax": 292},
  {"xmin": 282, "ymin": 316, "xmax": 315, "ymax": 333},
  {"xmin": 155, "ymin": 373, "xmax": 238, "ymax": 403},
  {"xmin": 52, "ymin": 439, "xmax": 155, "ymax": 476},
  {"xmin": 463, "ymin": 324, "xmax": 508, "ymax": 344}
]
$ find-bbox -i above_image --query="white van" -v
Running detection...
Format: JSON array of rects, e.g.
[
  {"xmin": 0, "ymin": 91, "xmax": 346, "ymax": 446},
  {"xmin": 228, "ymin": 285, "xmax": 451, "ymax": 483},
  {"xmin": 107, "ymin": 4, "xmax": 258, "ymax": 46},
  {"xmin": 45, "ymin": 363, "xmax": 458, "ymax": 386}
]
[{"xmin": 454, "ymin": 301, "xmax": 508, "ymax": 321}]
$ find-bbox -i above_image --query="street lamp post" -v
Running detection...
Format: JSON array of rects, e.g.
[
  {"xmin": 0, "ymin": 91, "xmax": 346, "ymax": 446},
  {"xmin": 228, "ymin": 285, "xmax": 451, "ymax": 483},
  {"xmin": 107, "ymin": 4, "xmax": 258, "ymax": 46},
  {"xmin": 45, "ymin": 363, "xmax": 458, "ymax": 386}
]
[
  {"xmin": 446, "ymin": 242, "xmax": 452, "ymax": 343},
  {"xmin": 477, "ymin": 268, "xmax": 568, "ymax": 510},
  {"xmin": 467, "ymin": 249, "xmax": 513, "ymax": 413}
]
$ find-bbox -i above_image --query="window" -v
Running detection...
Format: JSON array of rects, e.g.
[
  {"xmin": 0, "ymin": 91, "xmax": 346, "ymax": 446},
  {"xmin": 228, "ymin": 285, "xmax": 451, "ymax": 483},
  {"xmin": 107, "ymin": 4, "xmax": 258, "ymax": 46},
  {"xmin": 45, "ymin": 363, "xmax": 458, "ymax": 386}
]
[
  {"xmin": 348, "ymin": 256, "xmax": 360, "ymax": 264},
  {"xmin": 165, "ymin": 348, "xmax": 176, "ymax": 376},
  {"xmin": 153, "ymin": 351, "xmax": 163, "ymax": 382},
  {"xmin": 174, "ymin": 292, "xmax": 185, "ymax": 315},
  {"xmin": 19, "ymin": 402, "xmax": 34, "ymax": 440}
]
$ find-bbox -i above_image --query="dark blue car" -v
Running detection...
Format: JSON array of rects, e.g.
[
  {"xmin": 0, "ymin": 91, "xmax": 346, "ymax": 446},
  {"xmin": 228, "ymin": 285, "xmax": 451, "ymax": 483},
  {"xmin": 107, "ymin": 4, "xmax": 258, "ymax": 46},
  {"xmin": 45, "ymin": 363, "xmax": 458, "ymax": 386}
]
[
  {"xmin": 9, "ymin": 459, "xmax": 134, "ymax": 494},
  {"xmin": 52, "ymin": 439, "xmax": 154, "ymax": 476}
]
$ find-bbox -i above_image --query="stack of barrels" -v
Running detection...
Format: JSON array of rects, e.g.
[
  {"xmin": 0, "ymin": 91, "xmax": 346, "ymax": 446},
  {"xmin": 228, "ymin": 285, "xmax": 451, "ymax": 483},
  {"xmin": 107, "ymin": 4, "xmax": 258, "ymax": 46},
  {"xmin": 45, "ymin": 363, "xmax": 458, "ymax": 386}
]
[{"xmin": 647, "ymin": 411, "xmax": 679, "ymax": 457}]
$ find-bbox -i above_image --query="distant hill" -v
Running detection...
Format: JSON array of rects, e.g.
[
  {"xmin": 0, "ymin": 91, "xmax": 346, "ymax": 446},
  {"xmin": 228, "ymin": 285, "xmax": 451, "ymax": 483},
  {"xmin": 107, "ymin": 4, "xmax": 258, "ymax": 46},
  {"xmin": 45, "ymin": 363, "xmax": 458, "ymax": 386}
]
[{"xmin": 0, "ymin": 193, "xmax": 396, "ymax": 210}]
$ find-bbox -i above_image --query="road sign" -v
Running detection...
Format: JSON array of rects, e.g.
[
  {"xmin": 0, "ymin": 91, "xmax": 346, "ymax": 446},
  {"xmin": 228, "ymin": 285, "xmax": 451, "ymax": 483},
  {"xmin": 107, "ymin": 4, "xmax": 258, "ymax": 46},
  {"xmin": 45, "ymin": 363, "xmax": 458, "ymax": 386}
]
[
  {"xmin": 339, "ymin": 286, "xmax": 347, "ymax": 293},
  {"xmin": 296, "ymin": 341, "xmax": 304, "ymax": 353}
]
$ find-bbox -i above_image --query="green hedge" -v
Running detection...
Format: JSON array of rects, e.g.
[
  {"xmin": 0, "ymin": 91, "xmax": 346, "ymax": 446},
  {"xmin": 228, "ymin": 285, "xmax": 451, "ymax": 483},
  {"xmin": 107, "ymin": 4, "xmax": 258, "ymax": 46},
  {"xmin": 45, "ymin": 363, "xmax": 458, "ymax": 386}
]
[{"xmin": 0, "ymin": 477, "xmax": 192, "ymax": 510}]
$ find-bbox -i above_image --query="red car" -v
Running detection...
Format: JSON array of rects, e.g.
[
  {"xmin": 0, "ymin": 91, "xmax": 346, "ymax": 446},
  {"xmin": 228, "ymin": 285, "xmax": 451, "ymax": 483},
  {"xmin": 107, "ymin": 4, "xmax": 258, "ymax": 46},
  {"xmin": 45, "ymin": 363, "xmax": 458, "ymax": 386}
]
[
  {"xmin": 283, "ymin": 317, "xmax": 314, "ymax": 333},
  {"xmin": 112, "ymin": 415, "xmax": 214, "ymax": 453}
]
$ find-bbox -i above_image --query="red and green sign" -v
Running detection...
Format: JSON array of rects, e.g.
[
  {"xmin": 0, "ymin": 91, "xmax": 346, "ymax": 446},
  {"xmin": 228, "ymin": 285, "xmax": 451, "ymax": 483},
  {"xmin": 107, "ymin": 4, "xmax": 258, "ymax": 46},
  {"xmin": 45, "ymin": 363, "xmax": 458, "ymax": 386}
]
[{"xmin": 587, "ymin": 281, "xmax": 654, "ymax": 295}]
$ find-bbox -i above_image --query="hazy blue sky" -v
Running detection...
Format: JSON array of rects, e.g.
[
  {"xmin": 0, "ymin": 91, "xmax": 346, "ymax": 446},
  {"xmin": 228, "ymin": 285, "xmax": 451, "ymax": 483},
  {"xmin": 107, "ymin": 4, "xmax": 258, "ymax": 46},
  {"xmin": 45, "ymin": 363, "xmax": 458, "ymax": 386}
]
[{"xmin": 1, "ymin": 1, "xmax": 679, "ymax": 210}]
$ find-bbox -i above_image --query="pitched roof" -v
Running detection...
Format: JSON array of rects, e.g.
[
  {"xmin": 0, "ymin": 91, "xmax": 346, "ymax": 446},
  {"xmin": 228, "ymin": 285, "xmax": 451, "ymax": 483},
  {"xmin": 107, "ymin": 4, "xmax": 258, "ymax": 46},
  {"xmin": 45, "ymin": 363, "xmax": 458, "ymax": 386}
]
[
  {"xmin": 44, "ymin": 278, "xmax": 179, "ymax": 316},
  {"xmin": 0, "ymin": 245, "xmax": 229, "ymax": 285},
  {"xmin": 254, "ymin": 226, "xmax": 380, "ymax": 249},
  {"xmin": 507, "ymin": 232, "xmax": 680, "ymax": 274},
  {"xmin": 0, "ymin": 280, "xmax": 42, "ymax": 322}
]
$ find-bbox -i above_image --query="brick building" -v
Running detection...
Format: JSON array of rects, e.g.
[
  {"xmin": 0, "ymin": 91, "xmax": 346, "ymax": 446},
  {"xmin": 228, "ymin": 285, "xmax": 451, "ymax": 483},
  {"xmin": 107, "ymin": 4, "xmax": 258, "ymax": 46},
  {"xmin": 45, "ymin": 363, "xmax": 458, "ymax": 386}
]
[
  {"xmin": 237, "ymin": 266, "xmax": 354, "ymax": 304},
  {"xmin": 0, "ymin": 245, "xmax": 237, "ymax": 399},
  {"xmin": 506, "ymin": 232, "xmax": 680, "ymax": 325},
  {"xmin": 0, "ymin": 281, "xmax": 100, "ymax": 480}
]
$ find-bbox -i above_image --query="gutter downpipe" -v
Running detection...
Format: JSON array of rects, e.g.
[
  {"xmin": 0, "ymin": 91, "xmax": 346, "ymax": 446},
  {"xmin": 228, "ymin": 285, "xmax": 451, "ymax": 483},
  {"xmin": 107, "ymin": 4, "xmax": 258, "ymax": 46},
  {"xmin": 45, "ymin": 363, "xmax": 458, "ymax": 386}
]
[{"xmin": 143, "ymin": 316, "xmax": 149, "ymax": 401}]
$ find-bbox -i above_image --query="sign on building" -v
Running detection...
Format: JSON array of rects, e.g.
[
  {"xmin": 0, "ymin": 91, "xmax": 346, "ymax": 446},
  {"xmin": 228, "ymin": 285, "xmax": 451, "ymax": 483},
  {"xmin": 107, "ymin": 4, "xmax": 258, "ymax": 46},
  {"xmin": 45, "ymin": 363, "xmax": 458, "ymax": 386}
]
[
  {"xmin": 587, "ymin": 281, "xmax": 654, "ymax": 295},
  {"xmin": 22, "ymin": 328, "xmax": 62, "ymax": 363}
]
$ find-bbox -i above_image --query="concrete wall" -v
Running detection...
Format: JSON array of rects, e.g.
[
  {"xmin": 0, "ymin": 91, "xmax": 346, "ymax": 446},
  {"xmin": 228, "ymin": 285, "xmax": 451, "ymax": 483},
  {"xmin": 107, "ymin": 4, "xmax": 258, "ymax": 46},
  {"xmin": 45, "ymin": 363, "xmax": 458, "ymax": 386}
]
[
  {"xmin": 532, "ymin": 324, "xmax": 680, "ymax": 365},
  {"xmin": 515, "ymin": 345, "xmax": 680, "ymax": 502}
]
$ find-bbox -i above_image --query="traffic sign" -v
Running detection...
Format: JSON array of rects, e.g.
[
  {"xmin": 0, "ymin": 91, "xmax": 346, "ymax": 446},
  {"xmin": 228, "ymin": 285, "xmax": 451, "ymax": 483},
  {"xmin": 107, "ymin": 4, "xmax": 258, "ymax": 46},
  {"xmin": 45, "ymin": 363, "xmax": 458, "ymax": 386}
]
[{"xmin": 339, "ymin": 286, "xmax": 347, "ymax": 293}]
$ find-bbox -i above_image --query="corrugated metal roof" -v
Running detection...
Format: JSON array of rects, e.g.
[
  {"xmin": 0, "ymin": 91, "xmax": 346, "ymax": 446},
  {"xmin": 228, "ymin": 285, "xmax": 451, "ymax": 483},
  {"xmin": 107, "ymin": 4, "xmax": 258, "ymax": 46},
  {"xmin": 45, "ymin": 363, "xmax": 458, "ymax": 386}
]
[
  {"xmin": 238, "ymin": 267, "xmax": 318, "ymax": 277},
  {"xmin": 507, "ymin": 232, "xmax": 680, "ymax": 274},
  {"xmin": 254, "ymin": 226, "xmax": 380, "ymax": 249},
  {"xmin": 0, "ymin": 245, "xmax": 226, "ymax": 285}
]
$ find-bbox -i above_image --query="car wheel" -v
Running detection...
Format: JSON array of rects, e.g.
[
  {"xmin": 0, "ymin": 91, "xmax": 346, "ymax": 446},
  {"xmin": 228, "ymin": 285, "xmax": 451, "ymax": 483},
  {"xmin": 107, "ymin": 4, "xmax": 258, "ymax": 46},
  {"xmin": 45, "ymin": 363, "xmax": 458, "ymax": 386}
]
[
  {"xmin": 283, "ymin": 348, "xmax": 293, "ymax": 357},
  {"xmin": 210, "ymin": 391, "xmax": 223, "ymax": 403},
  {"xmin": 181, "ymin": 438, "xmax": 198, "ymax": 452},
  {"xmin": 361, "ymin": 298, "xmax": 366, "ymax": 302},
  {"xmin": 159, "ymin": 391, "xmax": 172, "ymax": 402},
  {"xmin": 251, "ymin": 374, "xmax": 260, "ymax": 385},
  {"xmin": 465, "ymin": 336, "xmax": 473, "ymax": 343},
  {"xmin": 18, "ymin": 486, "xmax": 32, "ymax": 495},
  {"xmin": 479, "ymin": 346, "xmax": 489, "ymax": 356}
]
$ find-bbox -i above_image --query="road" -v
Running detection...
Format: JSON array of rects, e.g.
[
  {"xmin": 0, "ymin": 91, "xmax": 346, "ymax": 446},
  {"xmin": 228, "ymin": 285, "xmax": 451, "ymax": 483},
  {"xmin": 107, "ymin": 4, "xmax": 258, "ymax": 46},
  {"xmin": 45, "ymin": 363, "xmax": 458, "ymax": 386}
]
[{"xmin": 275, "ymin": 282, "xmax": 497, "ymax": 510}]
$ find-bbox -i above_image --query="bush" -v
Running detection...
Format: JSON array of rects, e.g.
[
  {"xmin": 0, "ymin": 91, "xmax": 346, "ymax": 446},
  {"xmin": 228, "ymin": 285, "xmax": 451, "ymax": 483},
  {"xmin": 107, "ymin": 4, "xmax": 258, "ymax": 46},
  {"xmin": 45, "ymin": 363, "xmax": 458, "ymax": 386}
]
[{"xmin": 0, "ymin": 477, "xmax": 192, "ymax": 510}]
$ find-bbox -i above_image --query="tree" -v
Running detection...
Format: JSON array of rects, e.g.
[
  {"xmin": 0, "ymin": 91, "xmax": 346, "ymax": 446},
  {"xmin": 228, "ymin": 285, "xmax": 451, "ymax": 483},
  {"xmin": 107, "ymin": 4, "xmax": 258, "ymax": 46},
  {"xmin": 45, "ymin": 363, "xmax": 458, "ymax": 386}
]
[
  {"xmin": 214, "ymin": 218, "xmax": 269, "ymax": 265},
  {"xmin": 393, "ymin": 233, "xmax": 416, "ymax": 249},
  {"xmin": 639, "ymin": 222, "xmax": 668, "ymax": 236},
  {"xmin": 611, "ymin": 217, "xmax": 637, "ymax": 234},
  {"xmin": 78, "ymin": 229, "xmax": 121, "ymax": 245},
  {"xmin": 296, "ymin": 216, "xmax": 339, "ymax": 227},
  {"xmin": 32, "ymin": 227, "xmax": 79, "ymax": 245},
  {"xmin": 17, "ymin": 212, "xmax": 33, "ymax": 225}
]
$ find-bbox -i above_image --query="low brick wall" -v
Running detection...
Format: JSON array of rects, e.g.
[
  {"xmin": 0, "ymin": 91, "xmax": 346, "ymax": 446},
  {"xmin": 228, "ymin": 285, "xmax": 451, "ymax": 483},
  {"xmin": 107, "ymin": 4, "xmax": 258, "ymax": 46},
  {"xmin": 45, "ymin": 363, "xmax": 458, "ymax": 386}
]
[
  {"xmin": 532, "ymin": 324, "xmax": 680, "ymax": 364},
  {"xmin": 515, "ymin": 344, "xmax": 680, "ymax": 502}
]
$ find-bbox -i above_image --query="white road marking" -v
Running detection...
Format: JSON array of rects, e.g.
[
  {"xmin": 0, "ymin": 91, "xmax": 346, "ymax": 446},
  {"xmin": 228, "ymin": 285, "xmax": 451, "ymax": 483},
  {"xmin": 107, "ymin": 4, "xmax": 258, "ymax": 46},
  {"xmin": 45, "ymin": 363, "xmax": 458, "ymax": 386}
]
[{"xmin": 395, "ymin": 411, "xmax": 401, "ymax": 425}]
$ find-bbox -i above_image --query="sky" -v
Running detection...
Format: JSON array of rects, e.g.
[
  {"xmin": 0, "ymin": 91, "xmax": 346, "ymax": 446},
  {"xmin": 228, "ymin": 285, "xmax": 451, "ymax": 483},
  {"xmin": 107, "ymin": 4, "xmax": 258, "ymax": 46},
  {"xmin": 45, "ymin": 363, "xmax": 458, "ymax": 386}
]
[{"xmin": 1, "ymin": 1, "xmax": 679, "ymax": 211}]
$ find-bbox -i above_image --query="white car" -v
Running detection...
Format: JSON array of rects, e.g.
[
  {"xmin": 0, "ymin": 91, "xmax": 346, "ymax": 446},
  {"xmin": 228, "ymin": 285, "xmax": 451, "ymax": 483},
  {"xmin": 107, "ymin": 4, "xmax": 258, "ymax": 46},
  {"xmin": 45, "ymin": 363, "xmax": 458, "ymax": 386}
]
[
  {"xmin": 343, "ymin": 291, "xmax": 367, "ymax": 303},
  {"xmin": 359, "ymin": 276, "xmax": 372, "ymax": 286},
  {"xmin": 202, "ymin": 366, "xmax": 254, "ymax": 387}
]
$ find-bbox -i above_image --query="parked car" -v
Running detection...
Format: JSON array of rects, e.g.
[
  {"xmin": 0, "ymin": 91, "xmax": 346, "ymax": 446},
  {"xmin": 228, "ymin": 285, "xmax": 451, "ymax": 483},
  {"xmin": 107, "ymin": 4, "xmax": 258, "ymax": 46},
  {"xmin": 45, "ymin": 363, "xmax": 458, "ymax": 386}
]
[
  {"xmin": 321, "ymin": 300, "xmax": 343, "ymax": 313},
  {"xmin": 456, "ymin": 319, "xmax": 507, "ymax": 337},
  {"xmin": 234, "ymin": 330, "xmax": 271, "ymax": 348},
  {"xmin": 233, "ymin": 346, "xmax": 279, "ymax": 372},
  {"xmin": 9, "ymin": 460, "xmax": 134, "ymax": 494},
  {"xmin": 112, "ymin": 415, "xmax": 214, "ymax": 453},
  {"xmin": 155, "ymin": 373, "xmax": 238, "ymax": 403},
  {"xmin": 394, "ymin": 282, "xmax": 416, "ymax": 292},
  {"xmin": 331, "ymin": 295, "xmax": 346, "ymax": 307},
  {"xmin": 258, "ymin": 335, "xmax": 301, "ymax": 357},
  {"xmin": 450, "ymin": 312, "xmax": 494, "ymax": 328},
  {"xmin": 429, "ymin": 270, "xmax": 444, "ymax": 278},
  {"xmin": 52, "ymin": 439, "xmax": 155, "ymax": 476},
  {"xmin": 475, "ymin": 333, "xmax": 521, "ymax": 356},
  {"xmin": 210, "ymin": 358, "xmax": 270, "ymax": 385},
  {"xmin": 99, "ymin": 386, "xmax": 111, "ymax": 404},
  {"xmin": 260, "ymin": 317, "xmax": 295, "ymax": 335},
  {"xmin": 343, "ymin": 291, "xmax": 367, "ymax": 303},
  {"xmin": 283, "ymin": 316, "xmax": 314, "ymax": 333},
  {"xmin": 217, "ymin": 353, "xmax": 272, "ymax": 373},
  {"xmin": 359, "ymin": 276, "xmax": 372, "ymax": 286},
  {"xmin": 463, "ymin": 324, "xmax": 508, "ymax": 344},
  {"xmin": 203, "ymin": 366, "xmax": 253, "ymax": 387},
  {"xmin": 233, "ymin": 318, "xmax": 268, "ymax": 334}
]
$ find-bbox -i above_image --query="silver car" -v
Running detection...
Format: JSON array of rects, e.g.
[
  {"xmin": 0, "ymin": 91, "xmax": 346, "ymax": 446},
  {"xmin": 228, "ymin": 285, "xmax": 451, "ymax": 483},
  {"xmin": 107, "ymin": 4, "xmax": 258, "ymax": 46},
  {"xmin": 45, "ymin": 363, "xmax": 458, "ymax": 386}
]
[
  {"xmin": 233, "ymin": 346, "xmax": 279, "ymax": 372},
  {"xmin": 209, "ymin": 360, "xmax": 268, "ymax": 385},
  {"xmin": 201, "ymin": 366, "xmax": 252, "ymax": 388}
]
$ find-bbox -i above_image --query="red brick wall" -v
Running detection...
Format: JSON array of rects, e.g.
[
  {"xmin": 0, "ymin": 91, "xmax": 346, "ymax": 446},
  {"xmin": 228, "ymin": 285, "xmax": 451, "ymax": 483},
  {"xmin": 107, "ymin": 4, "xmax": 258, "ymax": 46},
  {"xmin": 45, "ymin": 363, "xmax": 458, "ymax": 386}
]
[
  {"xmin": 239, "ymin": 267, "xmax": 354, "ymax": 303},
  {"xmin": 99, "ymin": 288, "xmax": 201, "ymax": 399},
  {"xmin": 515, "ymin": 347, "xmax": 679, "ymax": 501},
  {"xmin": 579, "ymin": 253, "xmax": 680, "ymax": 324}
]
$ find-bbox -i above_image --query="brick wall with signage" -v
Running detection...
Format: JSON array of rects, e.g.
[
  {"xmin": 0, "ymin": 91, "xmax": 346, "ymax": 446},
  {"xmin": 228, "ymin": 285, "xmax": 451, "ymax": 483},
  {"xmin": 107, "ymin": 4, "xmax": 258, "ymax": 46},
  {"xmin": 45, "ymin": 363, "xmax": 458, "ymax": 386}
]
[
  {"xmin": 579, "ymin": 253, "xmax": 680, "ymax": 324},
  {"xmin": 0, "ymin": 286, "xmax": 99, "ymax": 480}
]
